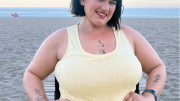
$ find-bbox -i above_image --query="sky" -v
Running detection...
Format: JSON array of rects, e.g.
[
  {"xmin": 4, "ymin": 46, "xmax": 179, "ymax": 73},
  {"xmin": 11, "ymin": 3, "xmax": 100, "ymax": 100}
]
[{"xmin": 0, "ymin": 0, "xmax": 179, "ymax": 8}]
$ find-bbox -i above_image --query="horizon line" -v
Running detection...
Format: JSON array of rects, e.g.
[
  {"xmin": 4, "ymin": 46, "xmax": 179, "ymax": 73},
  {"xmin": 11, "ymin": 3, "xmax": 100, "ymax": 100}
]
[{"xmin": 0, "ymin": 7, "xmax": 179, "ymax": 8}]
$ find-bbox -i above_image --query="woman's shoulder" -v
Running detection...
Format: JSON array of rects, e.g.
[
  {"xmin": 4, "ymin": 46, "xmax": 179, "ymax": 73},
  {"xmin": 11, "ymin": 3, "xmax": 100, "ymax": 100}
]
[
  {"xmin": 40, "ymin": 28, "xmax": 68, "ymax": 54},
  {"xmin": 120, "ymin": 25, "xmax": 143, "ymax": 41},
  {"xmin": 120, "ymin": 25, "xmax": 139, "ymax": 35},
  {"xmin": 120, "ymin": 25, "xmax": 146, "ymax": 52},
  {"xmin": 47, "ymin": 28, "xmax": 68, "ymax": 44},
  {"xmin": 52, "ymin": 28, "xmax": 68, "ymax": 38},
  {"xmin": 37, "ymin": 28, "xmax": 69, "ymax": 61},
  {"xmin": 52, "ymin": 24, "xmax": 78, "ymax": 39}
]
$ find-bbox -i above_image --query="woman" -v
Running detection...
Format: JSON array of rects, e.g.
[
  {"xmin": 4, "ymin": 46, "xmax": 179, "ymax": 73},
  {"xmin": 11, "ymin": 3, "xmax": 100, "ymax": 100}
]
[{"xmin": 23, "ymin": 0, "xmax": 166, "ymax": 101}]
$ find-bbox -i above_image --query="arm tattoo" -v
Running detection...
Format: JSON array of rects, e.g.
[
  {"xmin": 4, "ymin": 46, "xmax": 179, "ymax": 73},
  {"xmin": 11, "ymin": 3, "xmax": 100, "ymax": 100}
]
[
  {"xmin": 34, "ymin": 89, "xmax": 48, "ymax": 101},
  {"xmin": 97, "ymin": 40, "xmax": 105, "ymax": 54},
  {"xmin": 151, "ymin": 74, "xmax": 161, "ymax": 89}
]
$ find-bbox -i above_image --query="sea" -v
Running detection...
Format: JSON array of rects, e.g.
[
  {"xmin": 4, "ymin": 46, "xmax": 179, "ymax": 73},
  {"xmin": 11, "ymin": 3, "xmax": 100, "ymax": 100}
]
[{"xmin": 0, "ymin": 7, "xmax": 179, "ymax": 18}]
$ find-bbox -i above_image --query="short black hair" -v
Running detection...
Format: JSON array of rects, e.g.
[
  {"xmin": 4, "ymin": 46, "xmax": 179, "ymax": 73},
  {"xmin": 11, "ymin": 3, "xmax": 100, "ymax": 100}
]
[{"xmin": 70, "ymin": 0, "xmax": 124, "ymax": 30}]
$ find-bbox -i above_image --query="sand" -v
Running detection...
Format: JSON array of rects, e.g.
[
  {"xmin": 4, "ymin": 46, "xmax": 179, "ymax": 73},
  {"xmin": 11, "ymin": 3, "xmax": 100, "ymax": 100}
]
[{"xmin": 0, "ymin": 17, "xmax": 179, "ymax": 101}]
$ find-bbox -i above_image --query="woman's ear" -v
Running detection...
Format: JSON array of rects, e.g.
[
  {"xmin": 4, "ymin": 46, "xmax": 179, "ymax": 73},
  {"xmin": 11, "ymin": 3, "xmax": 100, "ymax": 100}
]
[{"xmin": 80, "ymin": 0, "xmax": 85, "ymax": 6}]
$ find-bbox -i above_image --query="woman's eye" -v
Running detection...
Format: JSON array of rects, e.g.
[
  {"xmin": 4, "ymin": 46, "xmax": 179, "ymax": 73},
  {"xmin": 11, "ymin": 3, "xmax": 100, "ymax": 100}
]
[{"xmin": 109, "ymin": 2, "xmax": 116, "ymax": 5}]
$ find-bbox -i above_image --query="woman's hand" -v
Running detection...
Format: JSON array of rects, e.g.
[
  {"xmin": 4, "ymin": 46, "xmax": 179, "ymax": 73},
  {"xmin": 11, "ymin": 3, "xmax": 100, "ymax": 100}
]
[
  {"xmin": 55, "ymin": 97, "xmax": 71, "ymax": 101},
  {"xmin": 123, "ymin": 92, "xmax": 155, "ymax": 101}
]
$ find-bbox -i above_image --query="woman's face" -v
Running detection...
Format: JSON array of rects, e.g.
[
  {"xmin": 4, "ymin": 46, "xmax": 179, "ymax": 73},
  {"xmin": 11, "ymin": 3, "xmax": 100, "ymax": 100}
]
[{"xmin": 80, "ymin": 0, "xmax": 117, "ymax": 26}]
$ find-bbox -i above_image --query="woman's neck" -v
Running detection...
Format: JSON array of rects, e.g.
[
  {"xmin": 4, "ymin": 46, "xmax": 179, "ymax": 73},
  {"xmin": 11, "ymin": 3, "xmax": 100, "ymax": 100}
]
[{"xmin": 79, "ymin": 16, "xmax": 110, "ymax": 35}]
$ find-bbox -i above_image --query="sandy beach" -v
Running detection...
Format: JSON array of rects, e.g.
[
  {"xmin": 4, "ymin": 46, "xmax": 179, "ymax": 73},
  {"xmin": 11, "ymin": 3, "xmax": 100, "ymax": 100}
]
[{"xmin": 0, "ymin": 17, "xmax": 179, "ymax": 101}]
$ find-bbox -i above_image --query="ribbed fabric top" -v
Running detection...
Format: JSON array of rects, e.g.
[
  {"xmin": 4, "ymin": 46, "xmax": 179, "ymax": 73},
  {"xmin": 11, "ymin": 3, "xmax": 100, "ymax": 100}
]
[{"xmin": 54, "ymin": 23, "xmax": 142, "ymax": 101}]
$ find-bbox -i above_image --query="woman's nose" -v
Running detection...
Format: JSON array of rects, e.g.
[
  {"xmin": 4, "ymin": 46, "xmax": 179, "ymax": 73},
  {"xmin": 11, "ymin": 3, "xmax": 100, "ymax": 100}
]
[{"xmin": 101, "ymin": 2, "xmax": 109, "ymax": 12}]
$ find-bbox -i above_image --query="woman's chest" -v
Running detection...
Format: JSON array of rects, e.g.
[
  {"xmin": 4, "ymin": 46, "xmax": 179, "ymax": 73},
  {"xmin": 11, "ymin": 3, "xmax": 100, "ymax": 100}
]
[{"xmin": 55, "ymin": 50, "xmax": 142, "ymax": 95}]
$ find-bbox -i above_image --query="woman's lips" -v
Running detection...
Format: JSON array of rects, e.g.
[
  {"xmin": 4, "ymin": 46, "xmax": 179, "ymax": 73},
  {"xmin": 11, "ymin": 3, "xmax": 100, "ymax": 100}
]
[{"xmin": 96, "ymin": 11, "xmax": 107, "ymax": 18}]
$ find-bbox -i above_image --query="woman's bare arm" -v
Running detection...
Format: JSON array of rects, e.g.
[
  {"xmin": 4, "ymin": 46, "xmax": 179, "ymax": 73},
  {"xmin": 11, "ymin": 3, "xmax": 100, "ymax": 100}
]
[
  {"xmin": 23, "ymin": 29, "xmax": 67, "ymax": 101},
  {"xmin": 124, "ymin": 26, "xmax": 166, "ymax": 99},
  {"xmin": 134, "ymin": 34, "xmax": 166, "ymax": 99}
]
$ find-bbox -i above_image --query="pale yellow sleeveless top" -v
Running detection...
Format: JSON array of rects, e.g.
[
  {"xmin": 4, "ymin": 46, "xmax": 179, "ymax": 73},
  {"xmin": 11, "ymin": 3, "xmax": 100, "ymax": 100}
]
[{"xmin": 54, "ymin": 23, "xmax": 142, "ymax": 101}]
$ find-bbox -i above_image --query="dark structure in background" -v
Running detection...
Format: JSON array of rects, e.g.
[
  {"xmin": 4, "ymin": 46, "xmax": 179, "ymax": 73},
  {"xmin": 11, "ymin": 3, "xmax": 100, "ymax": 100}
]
[
  {"xmin": 54, "ymin": 77, "xmax": 60, "ymax": 100},
  {"xmin": 54, "ymin": 77, "xmax": 140, "ymax": 100}
]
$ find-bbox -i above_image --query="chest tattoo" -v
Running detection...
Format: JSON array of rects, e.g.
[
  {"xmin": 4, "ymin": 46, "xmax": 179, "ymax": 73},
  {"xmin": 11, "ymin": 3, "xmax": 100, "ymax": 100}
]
[{"xmin": 97, "ymin": 40, "xmax": 105, "ymax": 54}]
